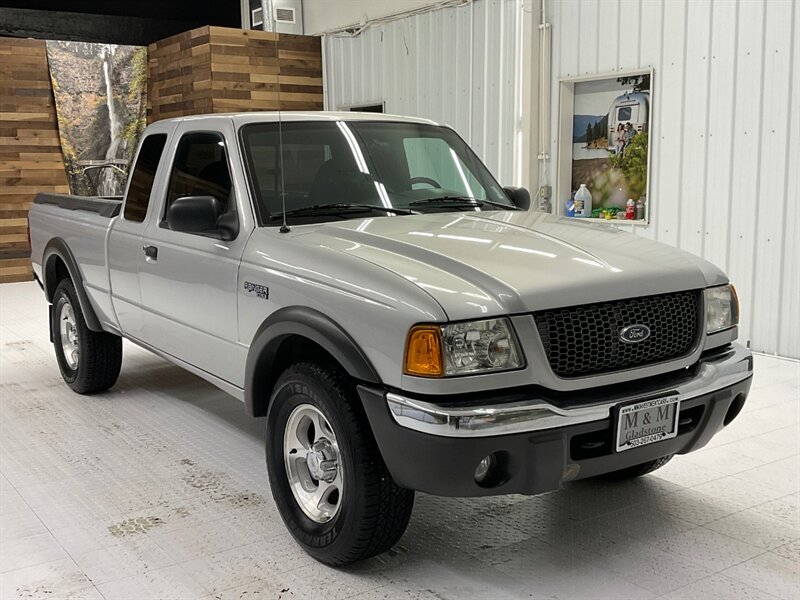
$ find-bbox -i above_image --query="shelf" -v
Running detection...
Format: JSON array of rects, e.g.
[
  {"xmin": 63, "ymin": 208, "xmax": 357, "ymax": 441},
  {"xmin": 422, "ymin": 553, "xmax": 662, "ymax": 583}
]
[{"xmin": 563, "ymin": 217, "xmax": 650, "ymax": 227}]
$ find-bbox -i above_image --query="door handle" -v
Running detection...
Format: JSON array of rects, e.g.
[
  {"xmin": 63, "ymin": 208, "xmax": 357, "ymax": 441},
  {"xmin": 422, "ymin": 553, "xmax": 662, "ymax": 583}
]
[{"xmin": 143, "ymin": 245, "xmax": 158, "ymax": 260}]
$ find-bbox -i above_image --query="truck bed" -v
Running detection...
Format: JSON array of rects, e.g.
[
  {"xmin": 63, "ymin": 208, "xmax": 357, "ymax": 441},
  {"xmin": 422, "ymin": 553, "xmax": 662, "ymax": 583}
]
[
  {"xmin": 33, "ymin": 193, "xmax": 123, "ymax": 218},
  {"xmin": 28, "ymin": 192, "xmax": 124, "ymax": 334}
]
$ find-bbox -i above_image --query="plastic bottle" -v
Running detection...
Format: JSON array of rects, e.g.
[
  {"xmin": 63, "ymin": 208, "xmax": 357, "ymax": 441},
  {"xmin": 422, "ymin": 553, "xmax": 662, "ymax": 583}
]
[
  {"xmin": 574, "ymin": 184, "xmax": 592, "ymax": 218},
  {"xmin": 635, "ymin": 198, "xmax": 645, "ymax": 221},
  {"xmin": 565, "ymin": 198, "xmax": 576, "ymax": 217}
]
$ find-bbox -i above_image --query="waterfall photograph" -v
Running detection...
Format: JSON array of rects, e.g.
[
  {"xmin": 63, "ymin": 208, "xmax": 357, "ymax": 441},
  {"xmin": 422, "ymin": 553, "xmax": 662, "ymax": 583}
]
[{"xmin": 45, "ymin": 41, "xmax": 147, "ymax": 197}]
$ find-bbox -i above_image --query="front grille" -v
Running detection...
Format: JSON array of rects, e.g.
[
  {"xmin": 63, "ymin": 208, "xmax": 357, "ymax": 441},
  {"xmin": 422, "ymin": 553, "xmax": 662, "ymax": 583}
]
[{"xmin": 534, "ymin": 290, "xmax": 701, "ymax": 378}]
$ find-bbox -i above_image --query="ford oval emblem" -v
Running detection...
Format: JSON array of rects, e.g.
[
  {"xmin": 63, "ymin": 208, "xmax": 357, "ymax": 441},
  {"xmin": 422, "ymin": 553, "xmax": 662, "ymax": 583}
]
[{"xmin": 619, "ymin": 324, "xmax": 651, "ymax": 343}]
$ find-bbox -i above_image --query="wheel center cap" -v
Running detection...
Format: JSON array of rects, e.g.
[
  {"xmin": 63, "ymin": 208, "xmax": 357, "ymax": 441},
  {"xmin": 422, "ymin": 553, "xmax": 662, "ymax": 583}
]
[{"xmin": 306, "ymin": 438, "xmax": 338, "ymax": 483}]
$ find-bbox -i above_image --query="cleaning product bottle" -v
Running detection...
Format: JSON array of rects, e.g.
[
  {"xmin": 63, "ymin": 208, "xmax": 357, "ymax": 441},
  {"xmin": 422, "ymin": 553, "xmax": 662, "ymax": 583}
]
[
  {"xmin": 565, "ymin": 198, "xmax": 576, "ymax": 217},
  {"xmin": 574, "ymin": 184, "xmax": 592, "ymax": 218}
]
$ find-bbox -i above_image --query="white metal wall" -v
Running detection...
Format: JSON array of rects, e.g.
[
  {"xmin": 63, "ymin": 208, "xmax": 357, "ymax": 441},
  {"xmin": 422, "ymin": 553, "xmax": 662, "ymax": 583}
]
[
  {"xmin": 322, "ymin": 0, "xmax": 798, "ymax": 358},
  {"xmin": 547, "ymin": 0, "xmax": 799, "ymax": 358},
  {"xmin": 323, "ymin": 0, "xmax": 523, "ymax": 185}
]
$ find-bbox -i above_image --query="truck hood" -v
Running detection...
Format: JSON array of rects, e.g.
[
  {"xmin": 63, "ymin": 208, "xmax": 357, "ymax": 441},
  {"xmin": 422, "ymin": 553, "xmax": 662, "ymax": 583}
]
[{"xmin": 294, "ymin": 210, "xmax": 727, "ymax": 320}]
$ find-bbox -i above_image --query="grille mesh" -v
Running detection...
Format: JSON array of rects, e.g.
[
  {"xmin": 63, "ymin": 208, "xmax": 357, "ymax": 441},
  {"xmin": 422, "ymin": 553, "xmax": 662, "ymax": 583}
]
[{"xmin": 533, "ymin": 290, "xmax": 701, "ymax": 378}]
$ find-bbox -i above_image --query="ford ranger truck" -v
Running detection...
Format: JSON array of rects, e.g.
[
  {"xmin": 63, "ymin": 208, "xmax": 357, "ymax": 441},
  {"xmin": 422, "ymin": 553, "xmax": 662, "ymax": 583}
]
[{"xmin": 27, "ymin": 112, "xmax": 753, "ymax": 566}]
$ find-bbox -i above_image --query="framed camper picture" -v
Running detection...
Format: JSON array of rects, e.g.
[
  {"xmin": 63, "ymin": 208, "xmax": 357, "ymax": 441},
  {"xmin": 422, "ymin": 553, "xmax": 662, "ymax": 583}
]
[{"xmin": 555, "ymin": 68, "xmax": 653, "ymax": 225}]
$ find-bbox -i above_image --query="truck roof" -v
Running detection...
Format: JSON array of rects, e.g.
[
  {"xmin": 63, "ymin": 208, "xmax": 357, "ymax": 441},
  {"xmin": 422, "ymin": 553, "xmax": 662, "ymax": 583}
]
[{"xmin": 155, "ymin": 111, "xmax": 440, "ymax": 127}]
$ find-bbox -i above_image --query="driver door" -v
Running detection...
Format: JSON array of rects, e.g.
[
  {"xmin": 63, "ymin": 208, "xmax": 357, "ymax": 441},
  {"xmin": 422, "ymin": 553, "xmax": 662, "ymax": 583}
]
[{"xmin": 137, "ymin": 123, "xmax": 250, "ymax": 386}]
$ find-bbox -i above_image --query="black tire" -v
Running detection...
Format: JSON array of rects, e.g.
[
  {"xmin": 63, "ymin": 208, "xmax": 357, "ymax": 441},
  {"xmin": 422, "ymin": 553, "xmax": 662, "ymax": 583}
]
[
  {"xmin": 52, "ymin": 278, "xmax": 122, "ymax": 394},
  {"xmin": 266, "ymin": 362, "xmax": 414, "ymax": 566},
  {"xmin": 601, "ymin": 454, "xmax": 674, "ymax": 480}
]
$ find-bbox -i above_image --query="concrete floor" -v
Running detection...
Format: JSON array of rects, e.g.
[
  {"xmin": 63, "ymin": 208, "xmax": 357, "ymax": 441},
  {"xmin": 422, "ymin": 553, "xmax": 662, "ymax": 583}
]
[{"xmin": 1, "ymin": 280, "xmax": 798, "ymax": 600}]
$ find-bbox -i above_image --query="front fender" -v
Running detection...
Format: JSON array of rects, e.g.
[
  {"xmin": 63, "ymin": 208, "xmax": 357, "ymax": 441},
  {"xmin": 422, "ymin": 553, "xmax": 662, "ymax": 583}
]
[{"xmin": 244, "ymin": 306, "xmax": 381, "ymax": 417}]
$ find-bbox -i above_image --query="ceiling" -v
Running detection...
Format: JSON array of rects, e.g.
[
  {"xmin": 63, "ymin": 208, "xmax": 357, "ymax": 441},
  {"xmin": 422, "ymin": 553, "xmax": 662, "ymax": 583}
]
[{"xmin": 0, "ymin": 0, "xmax": 242, "ymax": 45}]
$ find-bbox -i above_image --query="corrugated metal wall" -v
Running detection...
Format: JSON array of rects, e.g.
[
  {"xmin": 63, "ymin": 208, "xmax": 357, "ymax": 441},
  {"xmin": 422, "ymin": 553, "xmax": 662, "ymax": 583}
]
[
  {"xmin": 548, "ymin": 0, "xmax": 799, "ymax": 358},
  {"xmin": 323, "ymin": 0, "xmax": 523, "ymax": 185},
  {"xmin": 322, "ymin": 0, "xmax": 798, "ymax": 358}
]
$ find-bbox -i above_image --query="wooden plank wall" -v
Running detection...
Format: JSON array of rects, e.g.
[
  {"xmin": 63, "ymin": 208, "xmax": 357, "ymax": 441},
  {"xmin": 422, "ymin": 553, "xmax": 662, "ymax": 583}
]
[
  {"xmin": 148, "ymin": 26, "xmax": 323, "ymax": 123},
  {"xmin": 148, "ymin": 27, "xmax": 214, "ymax": 121},
  {"xmin": 0, "ymin": 37, "xmax": 69, "ymax": 284}
]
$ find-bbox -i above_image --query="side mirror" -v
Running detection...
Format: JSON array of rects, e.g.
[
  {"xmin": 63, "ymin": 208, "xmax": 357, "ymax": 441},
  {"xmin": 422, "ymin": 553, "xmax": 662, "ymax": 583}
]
[
  {"xmin": 503, "ymin": 186, "xmax": 531, "ymax": 210},
  {"xmin": 167, "ymin": 196, "xmax": 222, "ymax": 235}
]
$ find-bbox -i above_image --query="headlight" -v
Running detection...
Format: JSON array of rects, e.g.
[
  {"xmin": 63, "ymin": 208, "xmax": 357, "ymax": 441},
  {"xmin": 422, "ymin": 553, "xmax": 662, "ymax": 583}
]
[
  {"xmin": 404, "ymin": 318, "xmax": 523, "ymax": 377},
  {"xmin": 705, "ymin": 284, "xmax": 739, "ymax": 333}
]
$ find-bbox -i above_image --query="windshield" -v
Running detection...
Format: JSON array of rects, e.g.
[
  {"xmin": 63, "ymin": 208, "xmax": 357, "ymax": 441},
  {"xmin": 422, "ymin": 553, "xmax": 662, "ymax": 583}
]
[{"xmin": 240, "ymin": 120, "xmax": 514, "ymax": 226}]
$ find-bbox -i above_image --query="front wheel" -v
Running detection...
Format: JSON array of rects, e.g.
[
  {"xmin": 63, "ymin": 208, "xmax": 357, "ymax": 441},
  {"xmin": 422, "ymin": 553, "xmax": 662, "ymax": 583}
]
[
  {"xmin": 266, "ymin": 362, "xmax": 414, "ymax": 566},
  {"xmin": 52, "ymin": 279, "xmax": 122, "ymax": 394}
]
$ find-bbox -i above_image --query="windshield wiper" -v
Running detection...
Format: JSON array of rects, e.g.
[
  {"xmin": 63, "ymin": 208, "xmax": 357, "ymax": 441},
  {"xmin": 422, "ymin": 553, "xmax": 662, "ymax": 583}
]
[
  {"xmin": 409, "ymin": 196, "xmax": 519, "ymax": 210},
  {"xmin": 271, "ymin": 203, "xmax": 416, "ymax": 220},
  {"xmin": 478, "ymin": 198, "xmax": 521, "ymax": 210}
]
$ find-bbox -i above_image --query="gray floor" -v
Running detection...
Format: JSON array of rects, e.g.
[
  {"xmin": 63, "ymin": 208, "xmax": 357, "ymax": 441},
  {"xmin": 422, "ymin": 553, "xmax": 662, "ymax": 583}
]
[{"xmin": 1, "ymin": 281, "xmax": 798, "ymax": 600}]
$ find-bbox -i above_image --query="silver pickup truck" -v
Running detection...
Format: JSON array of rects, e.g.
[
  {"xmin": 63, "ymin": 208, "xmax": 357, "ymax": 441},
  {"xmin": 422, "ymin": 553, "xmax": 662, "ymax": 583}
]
[{"xmin": 28, "ymin": 112, "xmax": 752, "ymax": 565}]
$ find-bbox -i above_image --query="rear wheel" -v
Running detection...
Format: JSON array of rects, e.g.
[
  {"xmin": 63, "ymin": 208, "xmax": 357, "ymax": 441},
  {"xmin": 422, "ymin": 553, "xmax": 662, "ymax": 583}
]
[
  {"xmin": 266, "ymin": 362, "xmax": 414, "ymax": 566},
  {"xmin": 601, "ymin": 454, "xmax": 674, "ymax": 480},
  {"xmin": 53, "ymin": 279, "xmax": 122, "ymax": 394}
]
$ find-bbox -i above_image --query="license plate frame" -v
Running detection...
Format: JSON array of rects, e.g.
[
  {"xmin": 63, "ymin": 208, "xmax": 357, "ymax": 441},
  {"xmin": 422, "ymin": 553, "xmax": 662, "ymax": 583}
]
[{"xmin": 614, "ymin": 395, "xmax": 680, "ymax": 453}]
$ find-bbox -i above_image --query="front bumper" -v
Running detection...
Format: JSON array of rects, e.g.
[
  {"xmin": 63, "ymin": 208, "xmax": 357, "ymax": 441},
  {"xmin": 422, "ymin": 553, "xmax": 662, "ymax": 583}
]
[{"xmin": 358, "ymin": 343, "xmax": 753, "ymax": 497}]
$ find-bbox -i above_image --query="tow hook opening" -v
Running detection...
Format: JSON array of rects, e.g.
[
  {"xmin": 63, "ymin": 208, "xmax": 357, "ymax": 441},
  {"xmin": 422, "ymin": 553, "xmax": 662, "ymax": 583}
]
[{"xmin": 724, "ymin": 393, "xmax": 747, "ymax": 426}]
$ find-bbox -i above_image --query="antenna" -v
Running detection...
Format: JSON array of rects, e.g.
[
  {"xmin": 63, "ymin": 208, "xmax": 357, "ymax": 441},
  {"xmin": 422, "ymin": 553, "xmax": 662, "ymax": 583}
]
[{"xmin": 276, "ymin": 34, "xmax": 290, "ymax": 234}]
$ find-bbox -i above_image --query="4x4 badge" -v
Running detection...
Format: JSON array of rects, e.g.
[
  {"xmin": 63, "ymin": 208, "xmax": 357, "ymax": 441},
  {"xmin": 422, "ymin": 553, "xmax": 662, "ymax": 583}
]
[{"xmin": 619, "ymin": 324, "xmax": 651, "ymax": 343}]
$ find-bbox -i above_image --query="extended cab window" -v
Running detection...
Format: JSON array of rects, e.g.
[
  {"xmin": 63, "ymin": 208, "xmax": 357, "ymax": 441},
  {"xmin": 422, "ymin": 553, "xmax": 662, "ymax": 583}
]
[
  {"xmin": 164, "ymin": 132, "xmax": 233, "ymax": 222},
  {"xmin": 123, "ymin": 134, "xmax": 167, "ymax": 222}
]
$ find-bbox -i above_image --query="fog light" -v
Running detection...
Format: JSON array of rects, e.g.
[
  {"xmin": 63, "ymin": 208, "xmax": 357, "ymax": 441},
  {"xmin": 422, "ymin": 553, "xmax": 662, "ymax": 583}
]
[{"xmin": 474, "ymin": 454, "xmax": 496, "ymax": 484}]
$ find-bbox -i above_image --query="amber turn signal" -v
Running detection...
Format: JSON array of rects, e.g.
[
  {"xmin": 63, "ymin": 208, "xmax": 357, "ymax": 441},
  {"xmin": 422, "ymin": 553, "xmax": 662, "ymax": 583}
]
[{"xmin": 404, "ymin": 325, "xmax": 444, "ymax": 377}]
